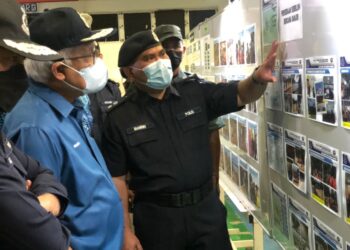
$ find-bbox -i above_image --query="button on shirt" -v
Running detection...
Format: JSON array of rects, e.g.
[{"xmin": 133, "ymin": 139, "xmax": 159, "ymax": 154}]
[
  {"xmin": 102, "ymin": 78, "xmax": 242, "ymax": 194},
  {"xmin": 3, "ymin": 80, "xmax": 124, "ymax": 250}
]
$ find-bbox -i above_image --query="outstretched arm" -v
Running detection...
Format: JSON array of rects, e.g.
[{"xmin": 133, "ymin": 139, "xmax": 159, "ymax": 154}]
[{"xmin": 237, "ymin": 41, "xmax": 279, "ymax": 106}]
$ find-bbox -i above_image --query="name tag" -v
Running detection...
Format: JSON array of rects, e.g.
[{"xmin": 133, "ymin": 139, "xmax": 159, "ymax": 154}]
[
  {"xmin": 184, "ymin": 110, "xmax": 195, "ymax": 117},
  {"xmin": 73, "ymin": 142, "xmax": 81, "ymax": 148},
  {"xmin": 133, "ymin": 125, "xmax": 147, "ymax": 132}
]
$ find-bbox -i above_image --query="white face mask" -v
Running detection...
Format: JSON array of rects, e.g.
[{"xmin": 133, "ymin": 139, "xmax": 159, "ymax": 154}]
[{"xmin": 61, "ymin": 58, "xmax": 108, "ymax": 94}]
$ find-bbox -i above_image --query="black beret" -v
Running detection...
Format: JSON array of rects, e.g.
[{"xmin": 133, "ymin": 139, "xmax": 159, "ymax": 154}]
[
  {"xmin": 154, "ymin": 24, "xmax": 183, "ymax": 42},
  {"xmin": 118, "ymin": 30, "xmax": 161, "ymax": 67}
]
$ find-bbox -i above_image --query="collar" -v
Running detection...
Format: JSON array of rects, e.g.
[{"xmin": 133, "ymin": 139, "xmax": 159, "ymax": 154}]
[
  {"xmin": 130, "ymin": 83, "xmax": 181, "ymax": 105},
  {"xmin": 28, "ymin": 79, "xmax": 75, "ymax": 118}
]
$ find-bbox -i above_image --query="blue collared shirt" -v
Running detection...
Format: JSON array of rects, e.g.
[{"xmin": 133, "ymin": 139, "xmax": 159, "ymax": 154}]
[{"xmin": 3, "ymin": 80, "xmax": 124, "ymax": 250}]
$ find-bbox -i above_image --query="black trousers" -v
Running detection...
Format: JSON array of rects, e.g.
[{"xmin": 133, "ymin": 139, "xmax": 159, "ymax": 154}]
[{"xmin": 133, "ymin": 190, "xmax": 233, "ymax": 250}]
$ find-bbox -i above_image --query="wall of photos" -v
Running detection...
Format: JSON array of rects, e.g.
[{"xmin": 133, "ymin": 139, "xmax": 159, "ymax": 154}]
[{"xmin": 183, "ymin": 0, "xmax": 350, "ymax": 249}]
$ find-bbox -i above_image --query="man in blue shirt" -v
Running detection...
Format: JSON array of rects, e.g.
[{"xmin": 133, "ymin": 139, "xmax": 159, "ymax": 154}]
[{"xmin": 3, "ymin": 8, "xmax": 124, "ymax": 250}]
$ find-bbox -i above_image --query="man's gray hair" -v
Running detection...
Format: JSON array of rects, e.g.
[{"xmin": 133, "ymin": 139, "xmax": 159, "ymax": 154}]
[{"xmin": 23, "ymin": 59, "xmax": 53, "ymax": 84}]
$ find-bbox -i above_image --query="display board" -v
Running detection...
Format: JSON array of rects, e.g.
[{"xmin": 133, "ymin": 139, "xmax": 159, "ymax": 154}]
[{"xmin": 184, "ymin": 0, "xmax": 350, "ymax": 248}]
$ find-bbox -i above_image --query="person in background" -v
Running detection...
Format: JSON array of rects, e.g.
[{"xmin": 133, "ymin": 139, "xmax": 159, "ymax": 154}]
[
  {"xmin": 0, "ymin": 1, "xmax": 71, "ymax": 249},
  {"xmin": 102, "ymin": 30, "xmax": 278, "ymax": 250},
  {"xmin": 80, "ymin": 13, "xmax": 122, "ymax": 148},
  {"xmin": 155, "ymin": 24, "xmax": 225, "ymax": 191},
  {"xmin": 3, "ymin": 7, "xmax": 124, "ymax": 250}
]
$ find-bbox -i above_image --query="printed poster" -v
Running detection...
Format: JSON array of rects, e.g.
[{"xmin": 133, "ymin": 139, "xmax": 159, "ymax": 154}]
[
  {"xmin": 239, "ymin": 159, "xmax": 249, "ymax": 197},
  {"xmin": 249, "ymin": 166, "xmax": 260, "ymax": 208},
  {"xmin": 341, "ymin": 152, "xmax": 350, "ymax": 225},
  {"xmin": 214, "ymin": 39, "xmax": 220, "ymax": 66},
  {"xmin": 285, "ymin": 129, "xmax": 306, "ymax": 193},
  {"xmin": 227, "ymin": 37, "xmax": 236, "ymax": 65},
  {"xmin": 309, "ymin": 139, "xmax": 340, "ymax": 215},
  {"xmin": 265, "ymin": 59, "xmax": 282, "ymax": 110},
  {"xmin": 279, "ymin": 0, "xmax": 303, "ymax": 42},
  {"xmin": 247, "ymin": 120, "xmax": 258, "ymax": 162},
  {"xmin": 282, "ymin": 58, "xmax": 304, "ymax": 116},
  {"xmin": 231, "ymin": 151, "xmax": 239, "ymax": 185},
  {"xmin": 202, "ymin": 35, "xmax": 212, "ymax": 73},
  {"xmin": 306, "ymin": 56, "xmax": 337, "ymax": 125},
  {"xmin": 288, "ymin": 197, "xmax": 311, "ymax": 250},
  {"xmin": 222, "ymin": 114, "xmax": 230, "ymax": 141},
  {"xmin": 219, "ymin": 40, "xmax": 227, "ymax": 66},
  {"xmin": 267, "ymin": 122, "xmax": 284, "ymax": 175},
  {"xmin": 238, "ymin": 116, "xmax": 247, "ymax": 153},
  {"xmin": 340, "ymin": 56, "xmax": 350, "ymax": 129},
  {"xmin": 313, "ymin": 216, "xmax": 343, "ymax": 250},
  {"xmin": 271, "ymin": 182, "xmax": 289, "ymax": 238},
  {"xmin": 262, "ymin": 0, "xmax": 278, "ymax": 46},
  {"xmin": 244, "ymin": 25, "xmax": 256, "ymax": 65},
  {"xmin": 237, "ymin": 30, "xmax": 245, "ymax": 65},
  {"xmin": 223, "ymin": 146, "xmax": 231, "ymax": 177},
  {"xmin": 229, "ymin": 113, "xmax": 238, "ymax": 146}
]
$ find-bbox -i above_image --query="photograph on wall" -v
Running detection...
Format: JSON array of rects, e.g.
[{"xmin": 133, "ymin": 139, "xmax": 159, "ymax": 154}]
[
  {"xmin": 231, "ymin": 151, "xmax": 239, "ymax": 185},
  {"xmin": 214, "ymin": 39, "xmax": 220, "ymax": 66},
  {"xmin": 312, "ymin": 216, "xmax": 343, "ymax": 250},
  {"xmin": 265, "ymin": 60, "xmax": 282, "ymax": 110},
  {"xmin": 284, "ymin": 129, "xmax": 306, "ymax": 193},
  {"xmin": 227, "ymin": 38, "xmax": 236, "ymax": 65},
  {"xmin": 229, "ymin": 113, "xmax": 238, "ymax": 146},
  {"xmin": 220, "ymin": 145, "xmax": 224, "ymax": 169},
  {"xmin": 309, "ymin": 139, "xmax": 339, "ymax": 215},
  {"xmin": 238, "ymin": 116, "xmax": 247, "ymax": 153},
  {"xmin": 222, "ymin": 114, "xmax": 230, "ymax": 141},
  {"xmin": 236, "ymin": 30, "xmax": 245, "ymax": 65},
  {"xmin": 306, "ymin": 56, "xmax": 337, "ymax": 125},
  {"xmin": 279, "ymin": 0, "xmax": 303, "ymax": 42},
  {"xmin": 219, "ymin": 40, "xmax": 227, "ymax": 66},
  {"xmin": 262, "ymin": 0, "xmax": 278, "ymax": 46},
  {"xmin": 247, "ymin": 120, "xmax": 258, "ymax": 161},
  {"xmin": 271, "ymin": 182, "xmax": 289, "ymax": 238},
  {"xmin": 244, "ymin": 24, "xmax": 256, "ymax": 65},
  {"xmin": 245, "ymin": 101, "xmax": 257, "ymax": 114},
  {"xmin": 267, "ymin": 123, "xmax": 285, "ymax": 176},
  {"xmin": 249, "ymin": 166, "xmax": 260, "ymax": 208},
  {"xmin": 341, "ymin": 152, "xmax": 350, "ymax": 225},
  {"xmin": 239, "ymin": 159, "xmax": 249, "ymax": 197},
  {"xmin": 282, "ymin": 58, "xmax": 304, "ymax": 116},
  {"xmin": 223, "ymin": 146, "xmax": 231, "ymax": 177},
  {"xmin": 340, "ymin": 56, "xmax": 350, "ymax": 129},
  {"xmin": 288, "ymin": 197, "xmax": 311, "ymax": 250}
]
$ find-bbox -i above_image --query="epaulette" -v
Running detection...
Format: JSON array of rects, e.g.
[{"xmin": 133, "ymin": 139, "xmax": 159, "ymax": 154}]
[
  {"xmin": 107, "ymin": 94, "xmax": 131, "ymax": 112},
  {"xmin": 185, "ymin": 73, "xmax": 205, "ymax": 84}
]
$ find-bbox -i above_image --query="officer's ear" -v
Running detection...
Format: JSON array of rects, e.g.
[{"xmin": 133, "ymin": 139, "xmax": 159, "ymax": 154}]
[
  {"xmin": 51, "ymin": 61, "xmax": 66, "ymax": 81},
  {"xmin": 121, "ymin": 67, "xmax": 134, "ymax": 79},
  {"xmin": 182, "ymin": 45, "xmax": 186, "ymax": 54}
]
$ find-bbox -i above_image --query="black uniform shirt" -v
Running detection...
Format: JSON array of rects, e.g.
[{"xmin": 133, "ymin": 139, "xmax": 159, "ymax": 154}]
[
  {"xmin": 89, "ymin": 80, "xmax": 121, "ymax": 148},
  {"xmin": 0, "ymin": 132, "xmax": 70, "ymax": 250},
  {"xmin": 102, "ymin": 77, "xmax": 242, "ymax": 194}
]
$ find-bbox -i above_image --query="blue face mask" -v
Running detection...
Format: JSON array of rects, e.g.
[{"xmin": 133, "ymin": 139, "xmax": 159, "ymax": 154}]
[{"xmin": 133, "ymin": 59, "xmax": 173, "ymax": 90}]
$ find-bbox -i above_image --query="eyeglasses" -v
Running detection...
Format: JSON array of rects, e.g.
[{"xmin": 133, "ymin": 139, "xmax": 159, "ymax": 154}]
[{"xmin": 65, "ymin": 46, "xmax": 101, "ymax": 64}]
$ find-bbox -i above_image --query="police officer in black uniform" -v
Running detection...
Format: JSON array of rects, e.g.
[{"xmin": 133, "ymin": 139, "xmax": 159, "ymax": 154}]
[
  {"xmin": 154, "ymin": 24, "xmax": 225, "ymax": 192},
  {"xmin": 0, "ymin": 1, "xmax": 70, "ymax": 249},
  {"xmin": 102, "ymin": 30, "xmax": 278, "ymax": 250}
]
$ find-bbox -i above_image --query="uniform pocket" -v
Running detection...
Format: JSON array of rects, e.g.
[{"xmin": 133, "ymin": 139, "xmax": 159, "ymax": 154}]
[
  {"xmin": 176, "ymin": 106, "xmax": 206, "ymax": 131},
  {"xmin": 126, "ymin": 123, "xmax": 158, "ymax": 147}
]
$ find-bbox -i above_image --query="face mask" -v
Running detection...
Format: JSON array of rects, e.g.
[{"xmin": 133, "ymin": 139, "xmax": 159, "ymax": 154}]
[
  {"xmin": 166, "ymin": 50, "xmax": 183, "ymax": 70},
  {"xmin": 133, "ymin": 59, "xmax": 173, "ymax": 90},
  {"xmin": 61, "ymin": 58, "xmax": 108, "ymax": 94}
]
